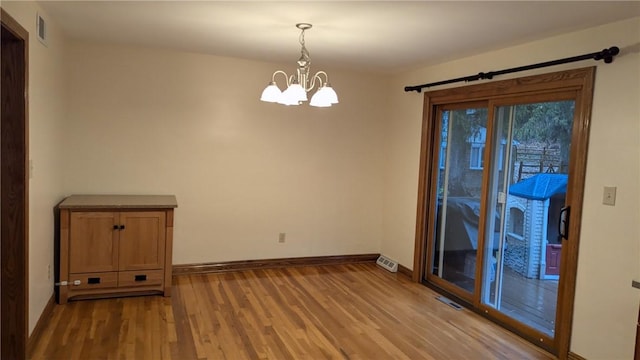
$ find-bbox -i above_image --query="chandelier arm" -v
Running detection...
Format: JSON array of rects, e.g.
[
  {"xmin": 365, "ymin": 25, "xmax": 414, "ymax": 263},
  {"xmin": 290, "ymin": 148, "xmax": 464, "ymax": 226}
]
[
  {"xmin": 308, "ymin": 71, "xmax": 329, "ymax": 92},
  {"xmin": 314, "ymin": 71, "xmax": 329, "ymax": 82},
  {"xmin": 271, "ymin": 70, "xmax": 291, "ymax": 86}
]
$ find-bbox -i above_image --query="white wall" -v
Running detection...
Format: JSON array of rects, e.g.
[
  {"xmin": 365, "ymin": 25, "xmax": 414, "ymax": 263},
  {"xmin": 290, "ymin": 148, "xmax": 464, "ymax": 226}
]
[
  {"xmin": 384, "ymin": 17, "xmax": 640, "ymax": 359},
  {"xmin": 1, "ymin": 2, "xmax": 67, "ymax": 334},
  {"xmin": 63, "ymin": 42, "xmax": 390, "ymax": 264}
]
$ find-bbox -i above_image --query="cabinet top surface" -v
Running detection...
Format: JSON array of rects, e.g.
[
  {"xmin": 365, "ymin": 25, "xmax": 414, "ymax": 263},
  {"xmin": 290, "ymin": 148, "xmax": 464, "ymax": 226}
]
[{"xmin": 59, "ymin": 195, "xmax": 177, "ymax": 209}]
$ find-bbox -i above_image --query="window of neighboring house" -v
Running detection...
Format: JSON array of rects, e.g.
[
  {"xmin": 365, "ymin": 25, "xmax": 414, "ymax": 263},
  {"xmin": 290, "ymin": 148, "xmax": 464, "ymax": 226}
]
[
  {"xmin": 470, "ymin": 143, "xmax": 505, "ymax": 170},
  {"xmin": 470, "ymin": 143, "xmax": 484, "ymax": 169},
  {"xmin": 509, "ymin": 207, "xmax": 525, "ymax": 239}
]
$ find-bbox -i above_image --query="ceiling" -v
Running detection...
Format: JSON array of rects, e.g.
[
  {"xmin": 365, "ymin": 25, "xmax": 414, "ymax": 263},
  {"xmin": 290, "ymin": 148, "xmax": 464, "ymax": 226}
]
[{"xmin": 38, "ymin": 1, "xmax": 640, "ymax": 74}]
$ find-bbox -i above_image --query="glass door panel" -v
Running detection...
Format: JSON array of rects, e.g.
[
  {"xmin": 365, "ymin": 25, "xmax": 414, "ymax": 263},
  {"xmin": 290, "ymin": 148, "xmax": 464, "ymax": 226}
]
[
  {"xmin": 481, "ymin": 100, "xmax": 575, "ymax": 337},
  {"xmin": 431, "ymin": 106, "xmax": 487, "ymax": 294}
]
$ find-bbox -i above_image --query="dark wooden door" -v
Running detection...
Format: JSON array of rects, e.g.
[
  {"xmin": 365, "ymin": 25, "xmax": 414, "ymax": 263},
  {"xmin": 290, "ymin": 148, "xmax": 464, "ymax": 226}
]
[
  {"xmin": 635, "ymin": 304, "xmax": 639, "ymax": 360},
  {"xmin": 1, "ymin": 8, "xmax": 29, "ymax": 360}
]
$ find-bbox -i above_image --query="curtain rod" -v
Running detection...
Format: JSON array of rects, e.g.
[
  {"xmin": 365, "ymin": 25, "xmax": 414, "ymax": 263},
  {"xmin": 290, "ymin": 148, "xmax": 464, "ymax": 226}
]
[{"xmin": 404, "ymin": 46, "xmax": 619, "ymax": 93}]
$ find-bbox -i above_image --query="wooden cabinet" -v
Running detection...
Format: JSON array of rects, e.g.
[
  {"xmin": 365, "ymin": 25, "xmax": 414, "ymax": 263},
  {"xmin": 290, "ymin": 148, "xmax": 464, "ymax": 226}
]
[{"xmin": 57, "ymin": 195, "xmax": 177, "ymax": 304}]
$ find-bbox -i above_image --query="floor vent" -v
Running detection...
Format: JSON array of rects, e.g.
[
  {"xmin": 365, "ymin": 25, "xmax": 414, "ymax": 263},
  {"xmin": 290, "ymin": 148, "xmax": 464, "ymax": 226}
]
[
  {"xmin": 436, "ymin": 296, "xmax": 463, "ymax": 311},
  {"xmin": 376, "ymin": 255, "xmax": 398, "ymax": 273}
]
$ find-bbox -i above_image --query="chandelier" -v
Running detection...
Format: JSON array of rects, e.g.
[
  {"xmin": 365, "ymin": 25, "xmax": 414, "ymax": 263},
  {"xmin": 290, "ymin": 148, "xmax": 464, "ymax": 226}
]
[{"xmin": 260, "ymin": 23, "xmax": 339, "ymax": 107}]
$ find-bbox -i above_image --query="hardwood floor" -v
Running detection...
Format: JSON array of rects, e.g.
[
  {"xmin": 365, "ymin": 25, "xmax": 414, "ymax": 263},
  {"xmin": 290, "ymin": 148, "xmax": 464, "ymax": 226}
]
[{"xmin": 30, "ymin": 263, "xmax": 554, "ymax": 359}]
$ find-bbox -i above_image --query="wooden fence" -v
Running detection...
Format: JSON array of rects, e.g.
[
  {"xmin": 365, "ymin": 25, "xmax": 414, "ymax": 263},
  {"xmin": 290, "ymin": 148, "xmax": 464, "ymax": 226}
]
[{"xmin": 512, "ymin": 145, "xmax": 567, "ymax": 182}]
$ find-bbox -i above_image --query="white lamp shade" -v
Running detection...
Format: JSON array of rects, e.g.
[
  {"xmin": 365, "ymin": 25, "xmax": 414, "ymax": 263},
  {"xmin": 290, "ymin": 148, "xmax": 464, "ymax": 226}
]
[
  {"xmin": 278, "ymin": 83, "xmax": 307, "ymax": 105},
  {"xmin": 278, "ymin": 87, "xmax": 300, "ymax": 105},
  {"xmin": 324, "ymin": 85, "xmax": 339, "ymax": 104},
  {"xmin": 278, "ymin": 96, "xmax": 300, "ymax": 106},
  {"xmin": 309, "ymin": 88, "xmax": 332, "ymax": 107},
  {"xmin": 310, "ymin": 84, "xmax": 339, "ymax": 107},
  {"xmin": 260, "ymin": 82, "xmax": 282, "ymax": 103}
]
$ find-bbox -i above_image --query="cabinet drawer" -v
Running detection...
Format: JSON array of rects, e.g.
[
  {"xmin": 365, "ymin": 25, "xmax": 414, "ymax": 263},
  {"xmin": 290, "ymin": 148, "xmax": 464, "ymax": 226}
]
[
  {"xmin": 118, "ymin": 269, "xmax": 164, "ymax": 288},
  {"xmin": 69, "ymin": 272, "xmax": 118, "ymax": 290}
]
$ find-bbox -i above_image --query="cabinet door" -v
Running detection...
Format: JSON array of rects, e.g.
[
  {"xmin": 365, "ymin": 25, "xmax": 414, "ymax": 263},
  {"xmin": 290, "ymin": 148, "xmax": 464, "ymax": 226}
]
[
  {"xmin": 69, "ymin": 212, "xmax": 119, "ymax": 273},
  {"xmin": 118, "ymin": 211, "xmax": 166, "ymax": 271}
]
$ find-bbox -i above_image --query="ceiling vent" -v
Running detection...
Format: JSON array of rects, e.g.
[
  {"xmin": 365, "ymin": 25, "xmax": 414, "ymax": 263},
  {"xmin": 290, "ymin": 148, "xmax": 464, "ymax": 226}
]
[
  {"xmin": 36, "ymin": 13, "xmax": 47, "ymax": 46},
  {"xmin": 376, "ymin": 255, "xmax": 398, "ymax": 273}
]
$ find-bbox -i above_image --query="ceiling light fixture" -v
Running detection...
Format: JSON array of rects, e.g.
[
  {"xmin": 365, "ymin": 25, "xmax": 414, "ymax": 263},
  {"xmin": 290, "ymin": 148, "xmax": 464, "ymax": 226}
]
[{"xmin": 260, "ymin": 23, "xmax": 338, "ymax": 107}]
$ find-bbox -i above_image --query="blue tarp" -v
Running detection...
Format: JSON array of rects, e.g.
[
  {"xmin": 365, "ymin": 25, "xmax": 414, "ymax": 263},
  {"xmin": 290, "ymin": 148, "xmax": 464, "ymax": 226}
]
[{"xmin": 508, "ymin": 173, "xmax": 568, "ymax": 200}]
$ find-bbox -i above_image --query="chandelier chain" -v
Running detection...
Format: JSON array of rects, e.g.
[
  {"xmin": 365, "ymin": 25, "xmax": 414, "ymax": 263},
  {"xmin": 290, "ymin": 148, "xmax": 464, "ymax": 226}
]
[
  {"xmin": 299, "ymin": 28, "xmax": 305, "ymax": 47},
  {"xmin": 299, "ymin": 28, "xmax": 310, "ymax": 61}
]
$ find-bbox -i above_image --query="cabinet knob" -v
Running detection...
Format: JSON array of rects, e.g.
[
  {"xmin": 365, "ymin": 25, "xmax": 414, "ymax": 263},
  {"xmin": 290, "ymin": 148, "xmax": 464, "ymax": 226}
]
[{"xmin": 119, "ymin": 225, "xmax": 125, "ymax": 230}]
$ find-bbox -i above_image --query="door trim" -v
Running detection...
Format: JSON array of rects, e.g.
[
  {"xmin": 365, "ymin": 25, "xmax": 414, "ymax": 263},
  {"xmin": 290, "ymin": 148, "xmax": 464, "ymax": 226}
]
[{"xmin": 412, "ymin": 67, "xmax": 596, "ymax": 358}]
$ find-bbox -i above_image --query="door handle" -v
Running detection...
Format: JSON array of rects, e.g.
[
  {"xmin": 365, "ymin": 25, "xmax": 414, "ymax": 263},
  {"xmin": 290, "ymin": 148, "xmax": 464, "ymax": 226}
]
[{"xmin": 558, "ymin": 206, "xmax": 570, "ymax": 240}]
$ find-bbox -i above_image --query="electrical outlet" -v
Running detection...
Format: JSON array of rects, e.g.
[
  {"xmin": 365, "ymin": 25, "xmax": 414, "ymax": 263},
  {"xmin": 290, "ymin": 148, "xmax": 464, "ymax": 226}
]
[{"xmin": 278, "ymin": 233, "xmax": 286, "ymax": 243}]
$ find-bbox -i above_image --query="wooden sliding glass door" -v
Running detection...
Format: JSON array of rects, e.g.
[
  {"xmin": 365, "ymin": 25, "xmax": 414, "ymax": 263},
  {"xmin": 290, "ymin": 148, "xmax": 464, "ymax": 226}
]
[
  {"xmin": 413, "ymin": 68, "xmax": 595, "ymax": 357},
  {"xmin": 428, "ymin": 103, "xmax": 488, "ymax": 299},
  {"xmin": 479, "ymin": 96, "xmax": 575, "ymax": 339}
]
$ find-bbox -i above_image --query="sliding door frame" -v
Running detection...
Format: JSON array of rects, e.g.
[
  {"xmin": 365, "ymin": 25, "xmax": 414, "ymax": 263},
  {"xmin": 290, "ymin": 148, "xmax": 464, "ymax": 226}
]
[{"xmin": 412, "ymin": 67, "xmax": 596, "ymax": 358}]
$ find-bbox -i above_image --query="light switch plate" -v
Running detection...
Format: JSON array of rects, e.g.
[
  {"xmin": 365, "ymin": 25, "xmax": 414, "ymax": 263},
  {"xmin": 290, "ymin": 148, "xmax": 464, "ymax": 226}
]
[{"xmin": 602, "ymin": 186, "xmax": 616, "ymax": 206}]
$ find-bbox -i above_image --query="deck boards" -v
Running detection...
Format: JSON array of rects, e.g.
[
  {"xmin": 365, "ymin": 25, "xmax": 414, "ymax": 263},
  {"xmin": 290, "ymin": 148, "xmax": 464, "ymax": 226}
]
[
  {"xmin": 29, "ymin": 263, "xmax": 554, "ymax": 359},
  {"xmin": 499, "ymin": 267, "xmax": 558, "ymax": 334},
  {"xmin": 442, "ymin": 261, "xmax": 559, "ymax": 335}
]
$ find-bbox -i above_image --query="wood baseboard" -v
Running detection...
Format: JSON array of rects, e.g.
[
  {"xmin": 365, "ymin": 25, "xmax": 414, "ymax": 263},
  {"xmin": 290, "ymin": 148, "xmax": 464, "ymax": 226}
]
[
  {"xmin": 173, "ymin": 253, "xmax": 380, "ymax": 276},
  {"xmin": 27, "ymin": 294, "xmax": 55, "ymax": 357},
  {"xmin": 568, "ymin": 351, "xmax": 587, "ymax": 360},
  {"xmin": 397, "ymin": 263, "xmax": 413, "ymax": 278}
]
